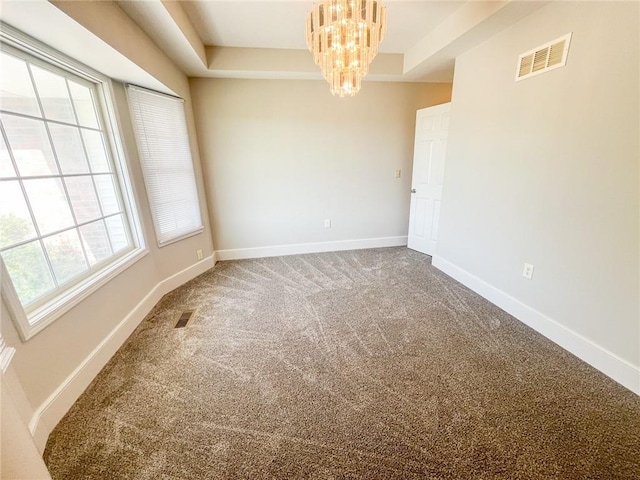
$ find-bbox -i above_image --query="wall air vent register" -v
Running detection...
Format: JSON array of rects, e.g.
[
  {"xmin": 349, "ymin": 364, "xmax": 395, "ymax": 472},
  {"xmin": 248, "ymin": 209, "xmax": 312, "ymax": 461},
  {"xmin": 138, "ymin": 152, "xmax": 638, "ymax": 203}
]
[{"xmin": 516, "ymin": 33, "xmax": 572, "ymax": 81}]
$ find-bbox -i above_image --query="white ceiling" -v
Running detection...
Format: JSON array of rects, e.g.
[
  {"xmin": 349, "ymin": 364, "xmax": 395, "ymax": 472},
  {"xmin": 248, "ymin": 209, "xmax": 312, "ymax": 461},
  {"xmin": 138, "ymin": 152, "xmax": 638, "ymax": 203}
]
[
  {"xmin": 115, "ymin": 0, "xmax": 549, "ymax": 83},
  {"xmin": 180, "ymin": 1, "xmax": 466, "ymax": 53}
]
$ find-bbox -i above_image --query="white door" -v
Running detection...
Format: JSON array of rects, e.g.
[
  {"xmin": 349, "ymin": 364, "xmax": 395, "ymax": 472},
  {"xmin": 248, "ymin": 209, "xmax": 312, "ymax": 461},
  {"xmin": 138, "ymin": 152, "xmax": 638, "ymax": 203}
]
[{"xmin": 407, "ymin": 102, "xmax": 451, "ymax": 256}]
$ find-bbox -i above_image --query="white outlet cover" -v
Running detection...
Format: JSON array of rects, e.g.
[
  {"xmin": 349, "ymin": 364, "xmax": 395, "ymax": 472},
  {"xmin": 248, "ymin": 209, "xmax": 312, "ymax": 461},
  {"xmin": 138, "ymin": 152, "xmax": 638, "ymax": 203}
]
[{"xmin": 522, "ymin": 263, "xmax": 534, "ymax": 279}]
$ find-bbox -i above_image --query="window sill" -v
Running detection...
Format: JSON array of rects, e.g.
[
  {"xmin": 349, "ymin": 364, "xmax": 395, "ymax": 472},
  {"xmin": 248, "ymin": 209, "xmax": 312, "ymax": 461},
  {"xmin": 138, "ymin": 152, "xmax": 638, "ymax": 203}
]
[
  {"xmin": 2, "ymin": 247, "xmax": 149, "ymax": 342},
  {"xmin": 157, "ymin": 226, "xmax": 204, "ymax": 248}
]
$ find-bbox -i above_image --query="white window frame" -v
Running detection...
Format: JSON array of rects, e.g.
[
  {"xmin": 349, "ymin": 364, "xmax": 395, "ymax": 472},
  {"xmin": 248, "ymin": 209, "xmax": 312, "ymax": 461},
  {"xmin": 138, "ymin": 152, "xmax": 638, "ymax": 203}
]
[
  {"xmin": 0, "ymin": 25, "xmax": 147, "ymax": 341},
  {"xmin": 126, "ymin": 85, "xmax": 203, "ymax": 247},
  {"xmin": 0, "ymin": 331, "xmax": 16, "ymax": 372}
]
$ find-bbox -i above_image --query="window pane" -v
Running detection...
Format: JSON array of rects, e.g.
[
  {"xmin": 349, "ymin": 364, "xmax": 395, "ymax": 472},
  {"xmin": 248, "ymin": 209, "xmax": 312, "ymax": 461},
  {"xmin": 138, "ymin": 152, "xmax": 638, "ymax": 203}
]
[
  {"xmin": 0, "ymin": 52, "xmax": 41, "ymax": 117},
  {"xmin": 0, "ymin": 133, "xmax": 16, "ymax": 178},
  {"xmin": 69, "ymin": 81, "xmax": 99, "ymax": 128},
  {"xmin": 65, "ymin": 176, "xmax": 101, "ymax": 223},
  {"xmin": 49, "ymin": 124, "xmax": 89, "ymax": 174},
  {"xmin": 1, "ymin": 240, "xmax": 55, "ymax": 305},
  {"xmin": 79, "ymin": 220, "xmax": 112, "ymax": 266},
  {"xmin": 81, "ymin": 129, "xmax": 110, "ymax": 173},
  {"xmin": 105, "ymin": 214, "xmax": 128, "ymax": 253},
  {"xmin": 0, "ymin": 180, "xmax": 37, "ymax": 249},
  {"xmin": 94, "ymin": 174, "xmax": 120, "ymax": 216},
  {"xmin": 0, "ymin": 42, "xmax": 141, "ymax": 331},
  {"xmin": 31, "ymin": 65, "xmax": 75, "ymax": 123},
  {"xmin": 43, "ymin": 229, "xmax": 88, "ymax": 285},
  {"xmin": 1, "ymin": 114, "xmax": 59, "ymax": 176},
  {"xmin": 24, "ymin": 178, "xmax": 74, "ymax": 235}
]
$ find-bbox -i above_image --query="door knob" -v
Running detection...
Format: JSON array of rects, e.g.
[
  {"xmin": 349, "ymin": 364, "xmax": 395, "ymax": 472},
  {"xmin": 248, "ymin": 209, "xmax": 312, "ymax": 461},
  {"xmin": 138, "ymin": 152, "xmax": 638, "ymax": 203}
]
[{"xmin": 410, "ymin": 188, "xmax": 416, "ymax": 193}]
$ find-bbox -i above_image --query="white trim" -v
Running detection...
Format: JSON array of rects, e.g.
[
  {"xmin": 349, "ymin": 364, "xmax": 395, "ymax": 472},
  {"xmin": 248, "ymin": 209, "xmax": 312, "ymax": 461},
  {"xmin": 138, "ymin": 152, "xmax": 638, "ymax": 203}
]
[
  {"xmin": 1, "ymin": 22, "xmax": 113, "ymax": 85},
  {"xmin": 0, "ymin": 26, "xmax": 148, "ymax": 341},
  {"xmin": 28, "ymin": 255, "xmax": 215, "ymax": 453},
  {"xmin": 100, "ymin": 77, "xmax": 147, "ymax": 253},
  {"xmin": 156, "ymin": 227, "xmax": 204, "ymax": 249},
  {"xmin": 215, "ymin": 236, "xmax": 408, "ymax": 261},
  {"xmin": 0, "ymin": 257, "xmax": 29, "ymax": 339},
  {"xmin": 27, "ymin": 249, "xmax": 150, "ymax": 335},
  {"xmin": 2, "ymin": 249, "xmax": 149, "ymax": 341},
  {"xmin": 432, "ymin": 255, "xmax": 640, "ymax": 395},
  {"xmin": 127, "ymin": 84, "xmax": 183, "ymax": 102},
  {"xmin": 0, "ymin": 336, "xmax": 16, "ymax": 373}
]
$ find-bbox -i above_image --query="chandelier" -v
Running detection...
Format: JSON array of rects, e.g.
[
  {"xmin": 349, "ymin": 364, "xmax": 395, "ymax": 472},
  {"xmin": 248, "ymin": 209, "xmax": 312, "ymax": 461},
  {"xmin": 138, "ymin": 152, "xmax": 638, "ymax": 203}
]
[{"xmin": 306, "ymin": 0, "xmax": 387, "ymax": 97}]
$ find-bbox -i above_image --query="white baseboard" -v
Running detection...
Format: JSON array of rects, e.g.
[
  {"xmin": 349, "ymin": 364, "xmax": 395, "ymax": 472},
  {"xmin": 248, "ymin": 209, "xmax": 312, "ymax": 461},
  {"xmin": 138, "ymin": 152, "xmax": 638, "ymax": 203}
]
[
  {"xmin": 28, "ymin": 256, "xmax": 215, "ymax": 453},
  {"xmin": 432, "ymin": 255, "xmax": 640, "ymax": 395},
  {"xmin": 215, "ymin": 236, "xmax": 408, "ymax": 261},
  {"xmin": 157, "ymin": 255, "xmax": 215, "ymax": 293}
]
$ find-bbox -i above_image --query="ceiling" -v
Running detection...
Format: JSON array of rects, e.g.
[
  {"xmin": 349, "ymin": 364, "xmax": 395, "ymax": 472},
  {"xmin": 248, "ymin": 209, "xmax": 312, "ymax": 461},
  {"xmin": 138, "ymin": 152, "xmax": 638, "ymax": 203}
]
[
  {"xmin": 114, "ymin": 1, "xmax": 549, "ymax": 83},
  {"xmin": 179, "ymin": 1, "xmax": 465, "ymax": 53}
]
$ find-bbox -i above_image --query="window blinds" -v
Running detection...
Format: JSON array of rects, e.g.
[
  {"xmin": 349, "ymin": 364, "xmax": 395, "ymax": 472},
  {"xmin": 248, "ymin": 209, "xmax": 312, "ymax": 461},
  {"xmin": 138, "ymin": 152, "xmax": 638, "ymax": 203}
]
[{"xmin": 127, "ymin": 85, "xmax": 203, "ymax": 246}]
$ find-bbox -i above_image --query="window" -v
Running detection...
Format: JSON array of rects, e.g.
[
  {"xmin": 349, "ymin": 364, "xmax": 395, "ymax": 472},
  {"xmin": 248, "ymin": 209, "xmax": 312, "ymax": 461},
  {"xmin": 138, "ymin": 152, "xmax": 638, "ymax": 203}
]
[
  {"xmin": 0, "ymin": 31, "xmax": 145, "ymax": 339},
  {"xmin": 127, "ymin": 85, "xmax": 203, "ymax": 246}
]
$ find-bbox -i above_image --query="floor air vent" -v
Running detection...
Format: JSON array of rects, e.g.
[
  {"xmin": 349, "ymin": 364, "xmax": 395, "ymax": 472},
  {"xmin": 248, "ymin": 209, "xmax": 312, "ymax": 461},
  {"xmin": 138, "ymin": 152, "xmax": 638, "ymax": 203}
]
[
  {"xmin": 175, "ymin": 311, "xmax": 194, "ymax": 328},
  {"xmin": 516, "ymin": 33, "xmax": 572, "ymax": 81}
]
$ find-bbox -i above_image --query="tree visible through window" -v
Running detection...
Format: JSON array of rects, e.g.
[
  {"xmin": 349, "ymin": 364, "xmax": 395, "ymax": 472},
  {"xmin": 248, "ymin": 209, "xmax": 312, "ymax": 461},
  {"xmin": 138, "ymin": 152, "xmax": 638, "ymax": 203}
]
[{"xmin": 0, "ymin": 46, "xmax": 135, "ymax": 313}]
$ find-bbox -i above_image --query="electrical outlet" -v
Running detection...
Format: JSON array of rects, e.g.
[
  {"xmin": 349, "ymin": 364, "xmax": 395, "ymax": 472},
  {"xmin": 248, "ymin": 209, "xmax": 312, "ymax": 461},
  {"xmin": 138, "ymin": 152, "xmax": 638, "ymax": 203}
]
[
  {"xmin": 197, "ymin": 249, "xmax": 203, "ymax": 260},
  {"xmin": 522, "ymin": 263, "xmax": 534, "ymax": 279},
  {"xmin": 324, "ymin": 219, "xmax": 331, "ymax": 228},
  {"xmin": 395, "ymin": 169, "xmax": 401, "ymax": 178}
]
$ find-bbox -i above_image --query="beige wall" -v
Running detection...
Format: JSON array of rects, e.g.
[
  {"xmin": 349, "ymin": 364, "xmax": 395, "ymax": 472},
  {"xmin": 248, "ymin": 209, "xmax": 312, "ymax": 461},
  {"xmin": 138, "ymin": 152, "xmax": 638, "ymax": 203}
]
[
  {"xmin": 1, "ymin": 0, "xmax": 214, "ymax": 458},
  {"xmin": 436, "ymin": 2, "xmax": 639, "ymax": 368},
  {"xmin": 1, "ymin": 370, "xmax": 52, "ymax": 479},
  {"xmin": 52, "ymin": 0, "xmax": 214, "ymax": 276},
  {"xmin": 190, "ymin": 78, "xmax": 451, "ymax": 251}
]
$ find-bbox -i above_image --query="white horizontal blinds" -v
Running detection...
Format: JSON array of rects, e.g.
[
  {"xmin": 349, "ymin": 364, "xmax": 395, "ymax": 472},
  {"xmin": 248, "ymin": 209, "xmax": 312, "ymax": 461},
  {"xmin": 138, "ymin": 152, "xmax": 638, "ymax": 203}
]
[{"xmin": 127, "ymin": 86, "xmax": 202, "ymax": 246}]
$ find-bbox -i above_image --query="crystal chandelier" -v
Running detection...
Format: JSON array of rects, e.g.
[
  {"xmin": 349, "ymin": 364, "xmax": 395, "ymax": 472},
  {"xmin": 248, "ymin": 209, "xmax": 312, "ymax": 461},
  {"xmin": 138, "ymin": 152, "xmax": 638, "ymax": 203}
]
[{"xmin": 306, "ymin": 0, "xmax": 387, "ymax": 97}]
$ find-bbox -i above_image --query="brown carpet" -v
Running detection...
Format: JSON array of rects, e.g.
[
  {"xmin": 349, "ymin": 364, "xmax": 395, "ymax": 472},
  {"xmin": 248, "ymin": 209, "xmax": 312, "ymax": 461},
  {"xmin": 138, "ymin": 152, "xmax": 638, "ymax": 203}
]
[{"xmin": 44, "ymin": 247, "xmax": 640, "ymax": 479}]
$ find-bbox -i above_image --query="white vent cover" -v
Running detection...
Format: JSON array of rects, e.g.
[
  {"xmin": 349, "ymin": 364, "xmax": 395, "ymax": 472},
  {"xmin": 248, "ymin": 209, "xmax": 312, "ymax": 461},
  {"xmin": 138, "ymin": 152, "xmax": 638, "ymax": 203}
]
[{"xmin": 516, "ymin": 33, "xmax": 572, "ymax": 81}]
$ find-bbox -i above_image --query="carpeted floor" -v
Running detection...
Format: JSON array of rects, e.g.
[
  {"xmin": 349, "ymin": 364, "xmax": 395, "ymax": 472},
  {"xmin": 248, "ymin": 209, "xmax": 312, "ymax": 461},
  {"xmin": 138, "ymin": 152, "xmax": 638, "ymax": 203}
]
[{"xmin": 44, "ymin": 247, "xmax": 640, "ymax": 479}]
